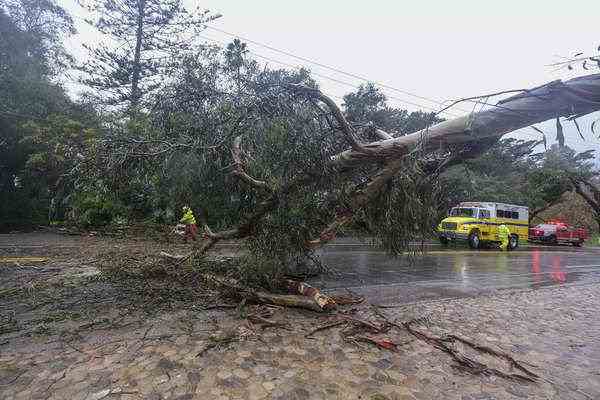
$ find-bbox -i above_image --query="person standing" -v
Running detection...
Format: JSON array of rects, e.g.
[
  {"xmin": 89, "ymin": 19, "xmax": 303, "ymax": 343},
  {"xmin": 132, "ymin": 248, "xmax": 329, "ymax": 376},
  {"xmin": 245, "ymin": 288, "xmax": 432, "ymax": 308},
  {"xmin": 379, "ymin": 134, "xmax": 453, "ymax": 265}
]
[
  {"xmin": 180, "ymin": 206, "xmax": 198, "ymax": 242},
  {"xmin": 498, "ymin": 223, "xmax": 510, "ymax": 251}
]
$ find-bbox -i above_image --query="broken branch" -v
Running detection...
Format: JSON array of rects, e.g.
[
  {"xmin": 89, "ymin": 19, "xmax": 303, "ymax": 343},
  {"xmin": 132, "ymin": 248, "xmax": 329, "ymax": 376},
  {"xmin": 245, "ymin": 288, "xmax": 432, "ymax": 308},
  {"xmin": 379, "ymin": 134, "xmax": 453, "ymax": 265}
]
[
  {"xmin": 403, "ymin": 319, "xmax": 538, "ymax": 382},
  {"xmin": 286, "ymin": 83, "xmax": 367, "ymax": 153}
]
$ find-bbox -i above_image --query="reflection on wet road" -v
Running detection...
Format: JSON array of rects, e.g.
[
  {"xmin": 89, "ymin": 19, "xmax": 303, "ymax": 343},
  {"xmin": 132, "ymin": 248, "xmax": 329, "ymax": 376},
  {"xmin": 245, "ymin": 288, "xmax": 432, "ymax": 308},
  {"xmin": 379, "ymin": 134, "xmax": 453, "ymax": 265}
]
[{"xmin": 311, "ymin": 247, "xmax": 600, "ymax": 304}]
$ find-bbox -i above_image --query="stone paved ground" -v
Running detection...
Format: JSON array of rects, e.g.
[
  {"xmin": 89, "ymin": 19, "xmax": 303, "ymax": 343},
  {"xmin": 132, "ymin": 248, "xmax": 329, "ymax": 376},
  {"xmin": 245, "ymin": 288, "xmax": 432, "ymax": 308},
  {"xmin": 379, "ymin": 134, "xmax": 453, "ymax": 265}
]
[
  {"xmin": 1, "ymin": 233, "xmax": 600, "ymax": 400},
  {"xmin": 2, "ymin": 282, "xmax": 600, "ymax": 400}
]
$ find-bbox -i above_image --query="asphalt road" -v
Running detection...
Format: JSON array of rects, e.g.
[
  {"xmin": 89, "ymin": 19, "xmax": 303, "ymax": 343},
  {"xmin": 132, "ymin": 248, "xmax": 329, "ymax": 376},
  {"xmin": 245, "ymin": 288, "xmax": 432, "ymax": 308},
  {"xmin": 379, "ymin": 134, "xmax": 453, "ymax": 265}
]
[
  {"xmin": 312, "ymin": 245, "xmax": 600, "ymax": 305},
  {"xmin": 2, "ymin": 232, "xmax": 599, "ymax": 307}
]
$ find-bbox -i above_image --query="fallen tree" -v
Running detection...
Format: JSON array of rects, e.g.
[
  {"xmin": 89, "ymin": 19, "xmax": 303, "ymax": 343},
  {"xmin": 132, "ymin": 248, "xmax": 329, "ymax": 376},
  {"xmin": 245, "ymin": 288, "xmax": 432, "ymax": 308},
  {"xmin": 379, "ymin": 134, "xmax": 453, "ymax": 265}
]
[
  {"xmin": 190, "ymin": 73, "xmax": 600, "ymax": 253},
  {"xmin": 329, "ymin": 74, "xmax": 600, "ymax": 168},
  {"xmin": 94, "ymin": 48, "xmax": 600, "ymax": 307}
]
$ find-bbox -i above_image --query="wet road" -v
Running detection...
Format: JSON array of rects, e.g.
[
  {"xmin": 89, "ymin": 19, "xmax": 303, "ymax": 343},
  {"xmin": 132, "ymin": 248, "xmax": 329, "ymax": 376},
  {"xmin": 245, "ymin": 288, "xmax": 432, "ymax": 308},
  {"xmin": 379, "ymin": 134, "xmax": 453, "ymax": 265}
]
[{"xmin": 312, "ymin": 245, "xmax": 600, "ymax": 304}]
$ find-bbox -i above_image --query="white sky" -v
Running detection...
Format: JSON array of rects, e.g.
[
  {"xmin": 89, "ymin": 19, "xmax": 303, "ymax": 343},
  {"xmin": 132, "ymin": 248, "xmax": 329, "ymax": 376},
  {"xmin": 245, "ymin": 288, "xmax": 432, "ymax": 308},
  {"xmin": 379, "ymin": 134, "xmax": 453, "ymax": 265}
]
[{"xmin": 60, "ymin": 0, "xmax": 600, "ymax": 157}]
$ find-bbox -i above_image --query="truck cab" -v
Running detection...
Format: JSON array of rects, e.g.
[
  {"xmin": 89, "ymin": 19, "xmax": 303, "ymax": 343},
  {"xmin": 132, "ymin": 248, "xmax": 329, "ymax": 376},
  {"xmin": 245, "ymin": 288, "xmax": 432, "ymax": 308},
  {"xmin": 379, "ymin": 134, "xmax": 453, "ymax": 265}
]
[{"xmin": 437, "ymin": 202, "xmax": 529, "ymax": 250}]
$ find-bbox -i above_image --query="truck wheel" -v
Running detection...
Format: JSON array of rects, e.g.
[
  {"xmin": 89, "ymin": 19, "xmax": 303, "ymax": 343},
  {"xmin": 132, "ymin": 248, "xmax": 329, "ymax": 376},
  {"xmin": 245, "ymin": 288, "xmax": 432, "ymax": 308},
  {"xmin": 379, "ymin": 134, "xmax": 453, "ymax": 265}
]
[
  {"xmin": 548, "ymin": 234, "xmax": 557, "ymax": 245},
  {"xmin": 439, "ymin": 236, "xmax": 449, "ymax": 246},
  {"xmin": 508, "ymin": 234, "xmax": 519, "ymax": 250},
  {"xmin": 468, "ymin": 231, "xmax": 480, "ymax": 249},
  {"xmin": 573, "ymin": 239, "xmax": 583, "ymax": 247}
]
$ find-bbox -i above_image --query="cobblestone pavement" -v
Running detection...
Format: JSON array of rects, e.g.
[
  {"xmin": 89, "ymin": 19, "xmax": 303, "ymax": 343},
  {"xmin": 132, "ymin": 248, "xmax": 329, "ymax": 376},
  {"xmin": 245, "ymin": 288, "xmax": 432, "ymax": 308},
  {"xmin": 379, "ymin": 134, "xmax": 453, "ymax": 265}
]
[{"xmin": 2, "ymin": 281, "xmax": 600, "ymax": 400}]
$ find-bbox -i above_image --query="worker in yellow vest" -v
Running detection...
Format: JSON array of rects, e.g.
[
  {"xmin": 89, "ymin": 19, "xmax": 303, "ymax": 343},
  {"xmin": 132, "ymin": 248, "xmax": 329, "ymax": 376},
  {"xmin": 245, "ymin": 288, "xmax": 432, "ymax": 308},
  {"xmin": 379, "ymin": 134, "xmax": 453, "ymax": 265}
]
[
  {"xmin": 498, "ymin": 224, "xmax": 510, "ymax": 251},
  {"xmin": 180, "ymin": 206, "xmax": 198, "ymax": 242}
]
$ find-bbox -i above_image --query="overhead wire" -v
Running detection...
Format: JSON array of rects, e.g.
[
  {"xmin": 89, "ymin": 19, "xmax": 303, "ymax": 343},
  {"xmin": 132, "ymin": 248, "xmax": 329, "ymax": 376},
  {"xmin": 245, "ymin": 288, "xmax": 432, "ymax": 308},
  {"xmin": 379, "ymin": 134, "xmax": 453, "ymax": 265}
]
[
  {"xmin": 198, "ymin": 34, "xmax": 460, "ymax": 117},
  {"xmin": 203, "ymin": 25, "xmax": 471, "ymax": 114},
  {"xmin": 203, "ymin": 25, "xmax": 597, "ymax": 136},
  {"xmin": 69, "ymin": 15, "xmax": 466, "ymax": 116},
  {"xmin": 68, "ymin": 13, "xmax": 564, "ymax": 144}
]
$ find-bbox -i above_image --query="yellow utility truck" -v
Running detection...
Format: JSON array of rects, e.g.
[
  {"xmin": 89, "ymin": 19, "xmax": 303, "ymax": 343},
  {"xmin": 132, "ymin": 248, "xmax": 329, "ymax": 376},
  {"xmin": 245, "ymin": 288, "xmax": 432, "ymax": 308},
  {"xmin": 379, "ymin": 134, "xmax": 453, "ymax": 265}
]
[{"xmin": 437, "ymin": 202, "xmax": 529, "ymax": 250}]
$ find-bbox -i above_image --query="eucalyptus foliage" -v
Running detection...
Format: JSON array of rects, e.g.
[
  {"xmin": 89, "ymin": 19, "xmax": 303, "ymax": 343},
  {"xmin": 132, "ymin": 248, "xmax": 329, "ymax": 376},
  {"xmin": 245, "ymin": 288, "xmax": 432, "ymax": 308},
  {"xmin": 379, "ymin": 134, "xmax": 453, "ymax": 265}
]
[{"xmin": 87, "ymin": 40, "xmax": 443, "ymax": 282}]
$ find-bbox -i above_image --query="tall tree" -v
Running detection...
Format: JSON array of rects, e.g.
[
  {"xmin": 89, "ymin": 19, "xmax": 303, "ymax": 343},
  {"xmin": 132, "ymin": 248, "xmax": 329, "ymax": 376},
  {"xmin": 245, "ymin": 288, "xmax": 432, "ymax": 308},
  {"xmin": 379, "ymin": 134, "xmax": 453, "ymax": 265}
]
[
  {"xmin": 526, "ymin": 146, "xmax": 596, "ymax": 222},
  {"xmin": 0, "ymin": 0, "xmax": 79, "ymax": 229},
  {"xmin": 78, "ymin": 0, "xmax": 220, "ymax": 111},
  {"xmin": 0, "ymin": 0, "xmax": 75, "ymax": 77}
]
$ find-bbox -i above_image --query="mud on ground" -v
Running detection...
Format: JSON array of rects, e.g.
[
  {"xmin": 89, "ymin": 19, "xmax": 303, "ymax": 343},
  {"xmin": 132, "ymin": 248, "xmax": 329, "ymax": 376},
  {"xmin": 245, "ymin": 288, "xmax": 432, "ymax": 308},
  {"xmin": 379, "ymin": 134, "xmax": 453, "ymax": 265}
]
[{"xmin": 1, "ymin": 232, "xmax": 599, "ymax": 400}]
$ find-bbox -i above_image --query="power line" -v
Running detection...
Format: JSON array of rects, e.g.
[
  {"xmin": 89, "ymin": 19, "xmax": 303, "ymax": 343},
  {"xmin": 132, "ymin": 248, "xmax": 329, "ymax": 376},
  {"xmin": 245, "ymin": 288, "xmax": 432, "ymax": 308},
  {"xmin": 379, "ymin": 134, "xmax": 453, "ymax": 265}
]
[
  {"xmin": 72, "ymin": 12, "xmax": 460, "ymax": 115},
  {"xmin": 198, "ymin": 34, "xmax": 459, "ymax": 117},
  {"xmin": 204, "ymin": 25, "xmax": 469, "ymax": 113}
]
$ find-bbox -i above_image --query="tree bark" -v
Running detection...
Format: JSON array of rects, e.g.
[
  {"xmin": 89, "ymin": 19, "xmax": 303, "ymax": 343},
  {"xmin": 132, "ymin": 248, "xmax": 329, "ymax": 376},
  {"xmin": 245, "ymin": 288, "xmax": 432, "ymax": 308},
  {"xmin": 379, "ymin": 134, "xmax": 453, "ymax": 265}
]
[
  {"xmin": 130, "ymin": 0, "xmax": 146, "ymax": 111},
  {"xmin": 202, "ymin": 273, "xmax": 335, "ymax": 312}
]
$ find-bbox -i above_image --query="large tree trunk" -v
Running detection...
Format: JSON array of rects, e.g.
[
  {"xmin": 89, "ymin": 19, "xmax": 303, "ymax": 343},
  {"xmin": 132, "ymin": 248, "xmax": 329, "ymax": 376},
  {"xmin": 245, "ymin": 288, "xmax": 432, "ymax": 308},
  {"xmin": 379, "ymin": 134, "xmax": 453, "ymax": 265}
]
[{"xmin": 332, "ymin": 74, "xmax": 600, "ymax": 168}]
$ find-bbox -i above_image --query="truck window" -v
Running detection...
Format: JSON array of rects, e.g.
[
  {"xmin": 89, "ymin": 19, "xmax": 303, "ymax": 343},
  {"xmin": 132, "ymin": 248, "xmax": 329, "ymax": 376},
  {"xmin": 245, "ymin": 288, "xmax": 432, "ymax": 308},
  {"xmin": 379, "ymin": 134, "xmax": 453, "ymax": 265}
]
[
  {"xmin": 497, "ymin": 210, "xmax": 505, "ymax": 218},
  {"xmin": 450, "ymin": 208, "xmax": 475, "ymax": 217},
  {"xmin": 511, "ymin": 211, "xmax": 519, "ymax": 219},
  {"xmin": 479, "ymin": 210, "xmax": 490, "ymax": 218}
]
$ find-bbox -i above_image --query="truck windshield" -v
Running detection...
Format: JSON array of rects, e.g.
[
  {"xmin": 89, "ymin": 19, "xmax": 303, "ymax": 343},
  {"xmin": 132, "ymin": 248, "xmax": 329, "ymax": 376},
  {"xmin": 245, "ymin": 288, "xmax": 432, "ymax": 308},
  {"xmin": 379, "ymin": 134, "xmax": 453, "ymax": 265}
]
[{"xmin": 450, "ymin": 207, "xmax": 475, "ymax": 217}]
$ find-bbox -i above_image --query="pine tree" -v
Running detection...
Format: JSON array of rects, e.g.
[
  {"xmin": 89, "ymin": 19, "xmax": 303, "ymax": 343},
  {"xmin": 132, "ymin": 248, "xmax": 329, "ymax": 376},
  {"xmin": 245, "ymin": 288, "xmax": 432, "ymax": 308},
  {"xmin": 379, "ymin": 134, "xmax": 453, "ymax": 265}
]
[{"xmin": 78, "ymin": 0, "xmax": 220, "ymax": 112}]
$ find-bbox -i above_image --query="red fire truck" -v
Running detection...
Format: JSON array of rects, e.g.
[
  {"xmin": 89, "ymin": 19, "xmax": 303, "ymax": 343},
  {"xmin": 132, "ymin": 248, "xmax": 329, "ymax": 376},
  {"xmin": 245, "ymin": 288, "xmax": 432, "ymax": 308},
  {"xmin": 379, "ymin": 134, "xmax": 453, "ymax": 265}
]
[{"xmin": 528, "ymin": 220, "xmax": 588, "ymax": 247}]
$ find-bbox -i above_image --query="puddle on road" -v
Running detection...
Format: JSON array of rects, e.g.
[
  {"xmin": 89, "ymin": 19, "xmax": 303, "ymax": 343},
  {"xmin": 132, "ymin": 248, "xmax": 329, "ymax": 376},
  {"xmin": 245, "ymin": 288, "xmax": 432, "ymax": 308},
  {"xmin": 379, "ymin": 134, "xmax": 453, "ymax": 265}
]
[{"xmin": 314, "ymin": 247, "xmax": 600, "ymax": 302}]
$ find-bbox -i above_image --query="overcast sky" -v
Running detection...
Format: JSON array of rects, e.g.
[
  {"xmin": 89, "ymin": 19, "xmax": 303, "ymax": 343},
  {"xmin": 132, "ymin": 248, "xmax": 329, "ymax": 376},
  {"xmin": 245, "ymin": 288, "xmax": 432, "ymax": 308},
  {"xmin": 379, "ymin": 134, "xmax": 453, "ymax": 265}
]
[{"xmin": 60, "ymin": 0, "xmax": 600, "ymax": 156}]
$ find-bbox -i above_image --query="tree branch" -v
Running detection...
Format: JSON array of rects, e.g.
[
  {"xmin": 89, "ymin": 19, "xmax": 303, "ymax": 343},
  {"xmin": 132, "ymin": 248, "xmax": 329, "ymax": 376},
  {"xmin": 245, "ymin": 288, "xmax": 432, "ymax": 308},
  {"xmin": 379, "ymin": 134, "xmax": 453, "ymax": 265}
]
[
  {"xmin": 332, "ymin": 74, "xmax": 600, "ymax": 168},
  {"xmin": 307, "ymin": 158, "xmax": 407, "ymax": 247},
  {"xmin": 530, "ymin": 198, "xmax": 563, "ymax": 223},
  {"xmin": 365, "ymin": 124, "xmax": 393, "ymax": 140},
  {"xmin": 286, "ymin": 84, "xmax": 367, "ymax": 153},
  {"xmin": 231, "ymin": 136, "xmax": 271, "ymax": 192}
]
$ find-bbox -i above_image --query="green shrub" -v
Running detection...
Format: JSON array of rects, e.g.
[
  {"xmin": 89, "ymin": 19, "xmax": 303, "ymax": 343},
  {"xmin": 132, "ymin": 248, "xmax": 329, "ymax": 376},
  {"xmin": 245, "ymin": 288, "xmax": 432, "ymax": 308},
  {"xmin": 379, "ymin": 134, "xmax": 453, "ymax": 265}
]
[{"xmin": 72, "ymin": 192, "xmax": 127, "ymax": 227}]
